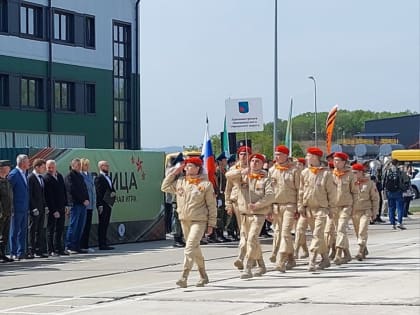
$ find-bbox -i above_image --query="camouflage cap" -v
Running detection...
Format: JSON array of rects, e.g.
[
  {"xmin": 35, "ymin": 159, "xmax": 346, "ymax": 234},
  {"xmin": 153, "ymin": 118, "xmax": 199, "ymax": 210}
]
[{"xmin": 0, "ymin": 160, "xmax": 11, "ymax": 167}]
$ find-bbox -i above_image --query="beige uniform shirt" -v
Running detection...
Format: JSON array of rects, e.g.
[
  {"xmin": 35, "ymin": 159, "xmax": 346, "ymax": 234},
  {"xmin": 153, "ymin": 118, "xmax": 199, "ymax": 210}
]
[
  {"xmin": 161, "ymin": 173, "xmax": 217, "ymax": 227},
  {"xmin": 268, "ymin": 163, "xmax": 300, "ymax": 205},
  {"xmin": 298, "ymin": 166, "xmax": 336, "ymax": 211},
  {"xmin": 353, "ymin": 176, "xmax": 380, "ymax": 216},
  {"xmin": 225, "ymin": 162, "xmax": 246, "ymax": 208},
  {"xmin": 332, "ymin": 167, "xmax": 357, "ymax": 207},
  {"xmin": 225, "ymin": 169, "xmax": 275, "ymax": 215}
]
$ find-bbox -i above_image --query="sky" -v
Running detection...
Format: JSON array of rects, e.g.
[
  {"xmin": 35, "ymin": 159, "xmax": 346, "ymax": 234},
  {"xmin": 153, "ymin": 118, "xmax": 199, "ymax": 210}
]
[{"xmin": 139, "ymin": 0, "xmax": 420, "ymax": 149}]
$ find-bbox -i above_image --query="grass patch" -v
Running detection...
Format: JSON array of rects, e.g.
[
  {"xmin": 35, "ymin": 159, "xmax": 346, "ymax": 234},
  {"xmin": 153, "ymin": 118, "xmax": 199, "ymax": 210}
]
[{"xmin": 410, "ymin": 206, "xmax": 420, "ymax": 213}]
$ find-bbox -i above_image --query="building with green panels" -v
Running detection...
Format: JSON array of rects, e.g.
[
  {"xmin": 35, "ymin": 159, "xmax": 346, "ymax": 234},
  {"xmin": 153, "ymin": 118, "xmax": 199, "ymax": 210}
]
[{"xmin": 0, "ymin": 0, "xmax": 140, "ymax": 149}]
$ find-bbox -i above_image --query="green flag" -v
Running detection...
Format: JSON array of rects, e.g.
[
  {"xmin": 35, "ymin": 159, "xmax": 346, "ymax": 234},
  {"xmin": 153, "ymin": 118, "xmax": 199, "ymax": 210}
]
[
  {"xmin": 223, "ymin": 116, "xmax": 230, "ymax": 158},
  {"xmin": 285, "ymin": 98, "xmax": 293, "ymax": 156}
]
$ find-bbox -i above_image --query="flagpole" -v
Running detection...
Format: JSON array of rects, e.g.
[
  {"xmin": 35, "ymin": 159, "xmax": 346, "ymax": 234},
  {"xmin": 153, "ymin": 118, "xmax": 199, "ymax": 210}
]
[{"xmin": 273, "ymin": 0, "xmax": 278, "ymax": 155}]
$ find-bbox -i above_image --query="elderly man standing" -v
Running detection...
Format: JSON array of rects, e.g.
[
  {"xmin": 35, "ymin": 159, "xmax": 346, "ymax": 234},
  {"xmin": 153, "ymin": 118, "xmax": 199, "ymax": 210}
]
[
  {"xmin": 65, "ymin": 158, "xmax": 89, "ymax": 254},
  {"xmin": 0, "ymin": 160, "xmax": 13, "ymax": 262},
  {"xmin": 268, "ymin": 145, "xmax": 300, "ymax": 272},
  {"xmin": 95, "ymin": 160, "xmax": 116, "ymax": 250},
  {"xmin": 8, "ymin": 154, "xmax": 30, "ymax": 260},
  {"xmin": 298, "ymin": 147, "xmax": 336, "ymax": 271},
  {"xmin": 44, "ymin": 160, "xmax": 68, "ymax": 256},
  {"xmin": 226, "ymin": 153, "xmax": 275, "ymax": 279}
]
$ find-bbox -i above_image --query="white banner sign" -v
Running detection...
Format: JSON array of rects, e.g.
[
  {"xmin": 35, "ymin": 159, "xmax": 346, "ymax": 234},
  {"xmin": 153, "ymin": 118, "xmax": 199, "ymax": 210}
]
[{"xmin": 225, "ymin": 97, "xmax": 264, "ymax": 132}]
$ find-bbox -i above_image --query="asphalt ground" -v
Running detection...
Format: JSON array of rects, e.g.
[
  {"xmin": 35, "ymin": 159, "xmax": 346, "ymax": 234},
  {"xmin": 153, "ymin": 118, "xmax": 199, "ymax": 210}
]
[{"xmin": 0, "ymin": 213, "xmax": 419, "ymax": 315}]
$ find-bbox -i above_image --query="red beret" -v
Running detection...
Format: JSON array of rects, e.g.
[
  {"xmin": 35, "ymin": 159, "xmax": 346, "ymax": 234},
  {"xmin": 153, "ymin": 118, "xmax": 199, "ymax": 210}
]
[
  {"xmin": 297, "ymin": 158, "xmax": 306, "ymax": 165},
  {"xmin": 184, "ymin": 157, "xmax": 202, "ymax": 167},
  {"xmin": 307, "ymin": 147, "xmax": 323, "ymax": 157},
  {"xmin": 237, "ymin": 146, "xmax": 252, "ymax": 155},
  {"xmin": 249, "ymin": 153, "xmax": 266, "ymax": 163},
  {"xmin": 351, "ymin": 163, "xmax": 365, "ymax": 172},
  {"xmin": 275, "ymin": 145, "xmax": 289, "ymax": 155},
  {"xmin": 333, "ymin": 152, "xmax": 349, "ymax": 161}
]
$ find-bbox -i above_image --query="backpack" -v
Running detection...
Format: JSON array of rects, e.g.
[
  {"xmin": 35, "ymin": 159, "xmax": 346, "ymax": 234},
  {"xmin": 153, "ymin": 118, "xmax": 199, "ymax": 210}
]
[{"xmin": 384, "ymin": 169, "xmax": 401, "ymax": 192}]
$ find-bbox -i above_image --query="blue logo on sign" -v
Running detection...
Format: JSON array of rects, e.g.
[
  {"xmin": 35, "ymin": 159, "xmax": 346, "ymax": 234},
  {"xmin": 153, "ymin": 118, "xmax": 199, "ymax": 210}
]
[{"xmin": 238, "ymin": 101, "xmax": 249, "ymax": 113}]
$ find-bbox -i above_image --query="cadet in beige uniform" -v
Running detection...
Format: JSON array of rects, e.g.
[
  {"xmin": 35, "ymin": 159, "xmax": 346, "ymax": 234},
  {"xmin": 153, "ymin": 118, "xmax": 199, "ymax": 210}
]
[
  {"xmin": 226, "ymin": 153, "xmax": 275, "ymax": 279},
  {"xmin": 161, "ymin": 157, "xmax": 217, "ymax": 288},
  {"xmin": 294, "ymin": 157, "xmax": 312, "ymax": 259},
  {"xmin": 298, "ymin": 147, "xmax": 336, "ymax": 271},
  {"xmin": 330, "ymin": 152, "xmax": 357, "ymax": 265},
  {"xmin": 268, "ymin": 145, "xmax": 300, "ymax": 272},
  {"xmin": 351, "ymin": 163, "xmax": 379, "ymax": 260},
  {"xmin": 225, "ymin": 146, "xmax": 252, "ymax": 270}
]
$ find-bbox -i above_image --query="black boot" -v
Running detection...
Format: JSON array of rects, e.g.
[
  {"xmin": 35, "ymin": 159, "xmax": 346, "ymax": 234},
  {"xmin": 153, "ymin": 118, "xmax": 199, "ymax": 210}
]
[
  {"xmin": 0, "ymin": 244, "xmax": 14, "ymax": 263},
  {"xmin": 173, "ymin": 236, "xmax": 185, "ymax": 248},
  {"xmin": 216, "ymin": 229, "xmax": 227, "ymax": 243}
]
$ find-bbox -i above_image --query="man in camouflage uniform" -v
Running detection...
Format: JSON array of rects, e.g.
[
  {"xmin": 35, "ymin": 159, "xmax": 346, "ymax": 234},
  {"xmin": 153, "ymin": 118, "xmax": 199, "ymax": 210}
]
[
  {"xmin": 268, "ymin": 145, "xmax": 300, "ymax": 272},
  {"xmin": 298, "ymin": 147, "xmax": 336, "ymax": 271},
  {"xmin": 0, "ymin": 160, "xmax": 13, "ymax": 263},
  {"xmin": 226, "ymin": 153, "xmax": 274, "ymax": 279},
  {"xmin": 212, "ymin": 152, "xmax": 229, "ymax": 242}
]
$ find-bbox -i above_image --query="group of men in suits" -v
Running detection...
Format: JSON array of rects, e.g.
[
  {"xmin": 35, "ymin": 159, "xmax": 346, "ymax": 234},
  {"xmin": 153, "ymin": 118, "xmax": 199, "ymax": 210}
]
[{"xmin": 0, "ymin": 155, "xmax": 116, "ymax": 262}]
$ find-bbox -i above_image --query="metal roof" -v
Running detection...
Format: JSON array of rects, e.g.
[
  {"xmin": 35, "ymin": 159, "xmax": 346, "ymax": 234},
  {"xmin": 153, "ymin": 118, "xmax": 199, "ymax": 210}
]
[{"xmin": 354, "ymin": 132, "xmax": 400, "ymax": 137}]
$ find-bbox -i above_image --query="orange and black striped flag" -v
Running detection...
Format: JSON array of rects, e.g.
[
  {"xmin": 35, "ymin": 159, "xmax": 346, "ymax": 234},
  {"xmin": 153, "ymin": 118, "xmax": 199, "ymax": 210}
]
[{"xmin": 326, "ymin": 105, "xmax": 338, "ymax": 154}]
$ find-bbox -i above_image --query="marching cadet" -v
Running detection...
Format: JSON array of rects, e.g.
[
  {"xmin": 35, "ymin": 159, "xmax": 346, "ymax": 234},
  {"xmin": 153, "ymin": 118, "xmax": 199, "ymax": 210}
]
[
  {"xmin": 329, "ymin": 152, "xmax": 357, "ymax": 265},
  {"xmin": 225, "ymin": 146, "xmax": 252, "ymax": 270},
  {"xmin": 226, "ymin": 153, "xmax": 275, "ymax": 279},
  {"xmin": 298, "ymin": 147, "xmax": 336, "ymax": 271},
  {"xmin": 161, "ymin": 157, "xmax": 217, "ymax": 288},
  {"xmin": 351, "ymin": 163, "xmax": 379, "ymax": 260},
  {"xmin": 294, "ymin": 158, "xmax": 311, "ymax": 259},
  {"xmin": 268, "ymin": 145, "xmax": 300, "ymax": 272},
  {"xmin": 0, "ymin": 160, "xmax": 13, "ymax": 263}
]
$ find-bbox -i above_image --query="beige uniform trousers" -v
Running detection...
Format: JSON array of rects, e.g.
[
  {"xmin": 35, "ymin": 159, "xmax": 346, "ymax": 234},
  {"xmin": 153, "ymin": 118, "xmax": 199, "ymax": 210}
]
[
  {"xmin": 294, "ymin": 215, "xmax": 314, "ymax": 249},
  {"xmin": 335, "ymin": 206, "xmax": 352, "ymax": 249},
  {"xmin": 233, "ymin": 202, "xmax": 247, "ymax": 261},
  {"xmin": 324, "ymin": 209, "xmax": 339, "ymax": 250},
  {"xmin": 240, "ymin": 214, "xmax": 265, "ymax": 260},
  {"xmin": 180, "ymin": 220, "xmax": 207, "ymax": 272},
  {"xmin": 306, "ymin": 208, "xmax": 329, "ymax": 254},
  {"xmin": 271, "ymin": 204, "xmax": 296, "ymax": 257},
  {"xmin": 352, "ymin": 209, "xmax": 371, "ymax": 246}
]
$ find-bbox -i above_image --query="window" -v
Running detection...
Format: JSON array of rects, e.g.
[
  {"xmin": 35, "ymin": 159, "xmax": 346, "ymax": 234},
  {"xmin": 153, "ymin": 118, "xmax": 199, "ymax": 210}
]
[
  {"xmin": 54, "ymin": 81, "xmax": 75, "ymax": 111},
  {"xmin": 54, "ymin": 11, "xmax": 74, "ymax": 42},
  {"xmin": 86, "ymin": 83, "xmax": 95, "ymax": 113},
  {"xmin": 112, "ymin": 22, "xmax": 131, "ymax": 149},
  {"xmin": 21, "ymin": 77, "xmax": 43, "ymax": 109},
  {"xmin": 85, "ymin": 16, "xmax": 95, "ymax": 48},
  {"xmin": 0, "ymin": 74, "xmax": 8, "ymax": 107},
  {"xmin": 0, "ymin": 0, "xmax": 7, "ymax": 33},
  {"xmin": 20, "ymin": 4, "xmax": 42, "ymax": 37}
]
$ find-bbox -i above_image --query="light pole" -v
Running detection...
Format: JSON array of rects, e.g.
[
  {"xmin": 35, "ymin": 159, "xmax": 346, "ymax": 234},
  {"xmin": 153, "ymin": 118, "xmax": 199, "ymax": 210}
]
[
  {"xmin": 308, "ymin": 75, "xmax": 317, "ymax": 147},
  {"xmin": 273, "ymin": 0, "xmax": 278, "ymax": 154}
]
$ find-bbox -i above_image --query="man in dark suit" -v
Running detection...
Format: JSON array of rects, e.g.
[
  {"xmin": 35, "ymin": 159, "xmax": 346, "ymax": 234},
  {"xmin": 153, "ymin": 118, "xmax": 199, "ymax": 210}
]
[
  {"xmin": 64, "ymin": 158, "xmax": 89, "ymax": 254},
  {"xmin": 27, "ymin": 158, "xmax": 48, "ymax": 258},
  {"xmin": 8, "ymin": 154, "xmax": 30, "ymax": 260},
  {"xmin": 95, "ymin": 160, "xmax": 116, "ymax": 250},
  {"xmin": 44, "ymin": 160, "xmax": 68, "ymax": 256}
]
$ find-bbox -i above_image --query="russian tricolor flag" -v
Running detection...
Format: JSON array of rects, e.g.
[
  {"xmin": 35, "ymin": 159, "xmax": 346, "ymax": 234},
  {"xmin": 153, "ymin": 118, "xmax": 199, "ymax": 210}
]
[{"xmin": 201, "ymin": 116, "xmax": 217, "ymax": 190}]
